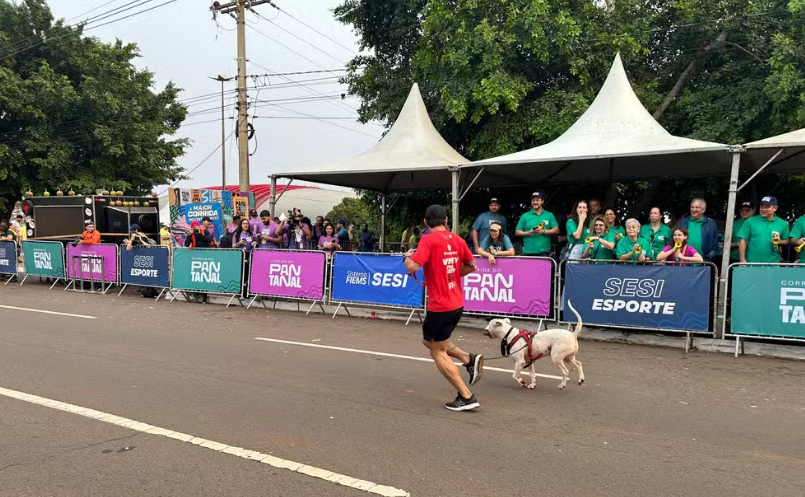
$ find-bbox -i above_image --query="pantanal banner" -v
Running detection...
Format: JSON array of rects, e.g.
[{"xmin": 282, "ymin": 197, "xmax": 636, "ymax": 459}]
[
  {"xmin": 172, "ymin": 248, "xmax": 243, "ymax": 294},
  {"xmin": 22, "ymin": 240, "xmax": 65, "ymax": 279},
  {"xmin": 730, "ymin": 265, "xmax": 805, "ymax": 339}
]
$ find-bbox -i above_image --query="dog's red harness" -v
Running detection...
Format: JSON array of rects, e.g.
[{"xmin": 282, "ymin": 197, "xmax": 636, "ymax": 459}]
[{"xmin": 501, "ymin": 326, "xmax": 545, "ymax": 365}]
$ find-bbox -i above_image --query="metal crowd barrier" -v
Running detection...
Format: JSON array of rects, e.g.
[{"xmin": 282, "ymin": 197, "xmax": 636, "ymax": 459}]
[
  {"xmin": 724, "ymin": 262, "xmax": 805, "ymax": 357},
  {"xmin": 246, "ymin": 248, "xmax": 329, "ymax": 315},
  {"xmin": 169, "ymin": 247, "xmax": 246, "ymax": 308},
  {"xmin": 557, "ymin": 258, "xmax": 720, "ymax": 352}
]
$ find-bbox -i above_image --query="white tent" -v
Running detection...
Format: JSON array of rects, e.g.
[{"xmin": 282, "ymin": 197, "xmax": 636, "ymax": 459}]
[
  {"xmin": 271, "ymin": 82, "xmax": 469, "ymax": 238},
  {"xmin": 462, "ymin": 53, "xmax": 732, "ymax": 186},
  {"xmin": 743, "ymin": 128, "xmax": 805, "ymax": 173}
]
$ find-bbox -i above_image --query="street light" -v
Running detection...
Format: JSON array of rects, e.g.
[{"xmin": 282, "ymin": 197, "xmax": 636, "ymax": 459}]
[{"xmin": 208, "ymin": 75, "xmax": 234, "ymax": 191}]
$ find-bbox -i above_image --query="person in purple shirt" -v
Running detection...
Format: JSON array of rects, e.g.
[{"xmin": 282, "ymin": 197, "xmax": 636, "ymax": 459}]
[
  {"xmin": 227, "ymin": 215, "xmax": 241, "ymax": 234},
  {"xmin": 318, "ymin": 224, "xmax": 340, "ymax": 258},
  {"xmin": 233, "ymin": 219, "xmax": 257, "ymax": 251},
  {"xmin": 280, "ymin": 212, "xmax": 311, "ymax": 249},
  {"xmin": 247, "ymin": 209, "xmax": 262, "ymax": 237},
  {"xmin": 257, "ymin": 210, "xmax": 282, "ymax": 248}
]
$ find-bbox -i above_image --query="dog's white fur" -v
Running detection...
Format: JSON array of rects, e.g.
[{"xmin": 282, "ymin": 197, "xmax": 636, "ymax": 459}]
[{"xmin": 483, "ymin": 300, "xmax": 585, "ymax": 390}]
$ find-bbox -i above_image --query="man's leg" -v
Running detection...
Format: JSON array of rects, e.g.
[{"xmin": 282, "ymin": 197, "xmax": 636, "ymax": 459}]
[
  {"xmin": 421, "ymin": 340, "xmax": 470, "ymax": 365},
  {"xmin": 427, "ymin": 339, "xmax": 472, "ymax": 399}
]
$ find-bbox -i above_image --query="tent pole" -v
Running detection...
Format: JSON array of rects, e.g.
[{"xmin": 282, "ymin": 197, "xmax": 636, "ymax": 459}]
[
  {"xmin": 269, "ymin": 175, "xmax": 277, "ymax": 218},
  {"xmin": 451, "ymin": 169, "xmax": 460, "ymax": 234},
  {"xmin": 380, "ymin": 193, "xmax": 386, "ymax": 252},
  {"xmin": 717, "ymin": 150, "xmax": 742, "ymax": 340}
]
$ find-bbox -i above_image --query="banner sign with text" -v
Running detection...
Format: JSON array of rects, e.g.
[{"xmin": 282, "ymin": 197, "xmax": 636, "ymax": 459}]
[
  {"xmin": 331, "ymin": 253, "xmax": 424, "ymax": 308},
  {"xmin": 249, "ymin": 250, "xmax": 325, "ymax": 300},
  {"xmin": 0, "ymin": 240, "xmax": 16, "ymax": 275},
  {"xmin": 179, "ymin": 202, "xmax": 224, "ymax": 240},
  {"xmin": 120, "ymin": 246, "xmax": 170, "ymax": 288},
  {"xmin": 563, "ymin": 263, "xmax": 711, "ymax": 332},
  {"xmin": 66, "ymin": 244, "xmax": 118, "ymax": 283},
  {"xmin": 462, "ymin": 257, "xmax": 552, "ymax": 316},
  {"xmin": 22, "ymin": 240, "xmax": 65, "ymax": 279},
  {"xmin": 172, "ymin": 248, "xmax": 242, "ymax": 294},
  {"xmin": 731, "ymin": 265, "xmax": 805, "ymax": 338}
]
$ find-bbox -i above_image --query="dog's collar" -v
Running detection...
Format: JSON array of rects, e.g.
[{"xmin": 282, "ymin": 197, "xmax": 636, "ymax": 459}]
[{"xmin": 500, "ymin": 325, "xmax": 517, "ymax": 357}]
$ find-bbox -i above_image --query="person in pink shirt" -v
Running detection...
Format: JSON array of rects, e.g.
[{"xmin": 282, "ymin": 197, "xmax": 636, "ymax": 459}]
[{"xmin": 655, "ymin": 227, "xmax": 704, "ymax": 265}]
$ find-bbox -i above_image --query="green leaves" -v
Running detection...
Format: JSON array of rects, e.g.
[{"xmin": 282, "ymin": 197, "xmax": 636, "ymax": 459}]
[{"xmin": 0, "ymin": 0, "xmax": 188, "ymax": 214}]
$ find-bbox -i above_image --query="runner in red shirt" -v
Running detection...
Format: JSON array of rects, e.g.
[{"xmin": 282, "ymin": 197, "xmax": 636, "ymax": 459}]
[{"xmin": 404, "ymin": 205, "xmax": 485, "ymax": 411}]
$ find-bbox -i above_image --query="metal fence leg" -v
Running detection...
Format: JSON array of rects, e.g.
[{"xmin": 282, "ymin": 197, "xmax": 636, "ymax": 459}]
[
  {"xmin": 537, "ymin": 319, "xmax": 544, "ymax": 332},
  {"xmin": 19, "ymin": 274, "xmax": 28, "ymax": 286},
  {"xmin": 247, "ymin": 295, "xmax": 258, "ymax": 309},
  {"xmin": 405, "ymin": 308, "xmax": 416, "ymax": 326},
  {"xmin": 734, "ymin": 336, "xmax": 740, "ymax": 358},
  {"xmin": 155, "ymin": 288, "xmax": 166, "ymax": 302},
  {"xmin": 332, "ymin": 302, "xmax": 343, "ymax": 319},
  {"xmin": 226, "ymin": 294, "xmax": 236, "ymax": 308},
  {"xmin": 170, "ymin": 291, "xmax": 179, "ymax": 302},
  {"xmin": 118, "ymin": 284, "xmax": 128, "ymax": 297},
  {"xmin": 305, "ymin": 301, "xmax": 318, "ymax": 315},
  {"xmin": 685, "ymin": 332, "xmax": 691, "ymax": 354}
]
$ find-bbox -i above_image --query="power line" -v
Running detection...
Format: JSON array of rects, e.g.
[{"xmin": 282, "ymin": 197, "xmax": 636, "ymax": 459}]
[
  {"xmin": 252, "ymin": 11, "xmax": 347, "ymax": 65},
  {"xmin": 269, "ymin": 2, "xmax": 358, "ymax": 56},
  {"xmin": 159, "ymin": 130, "xmax": 236, "ymax": 195},
  {"xmin": 270, "ymin": 103, "xmax": 379, "ymax": 139}
]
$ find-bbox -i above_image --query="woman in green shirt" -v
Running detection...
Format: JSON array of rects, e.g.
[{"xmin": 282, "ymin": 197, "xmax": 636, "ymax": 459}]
[
  {"xmin": 583, "ymin": 215, "xmax": 616, "ymax": 261},
  {"xmin": 640, "ymin": 207, "xmax": 673, "ymax": 259},
  {"xmin": 564, "ymin": 200, "xmax": 589, "ymax": 261},
  {"xmin": 605, "ymin": 208, "xmax": 626, "ymax": 241},
  {"xmin": 617, "ymin": 218, "xmax": 651, "ymax": 262}
]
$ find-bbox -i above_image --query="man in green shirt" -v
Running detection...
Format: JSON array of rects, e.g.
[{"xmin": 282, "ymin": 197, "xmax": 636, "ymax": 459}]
[
  {"xmin": 0, "ymin": 222, "xmax": 16, "ymax": 243},
  {"xmin": 515, "ymin": 191, "xmax": 559, "ymax": 256},
  {"xmin": 738, "ymin": 195, "xmax": 790, "ymax": 263},
  {"xmin": 730, "ymin": 201, "xmax": 755, "ymax": 263},
  {"xmin": 789, "ymin": 213, "xmax": 805, "ymax": 263}
]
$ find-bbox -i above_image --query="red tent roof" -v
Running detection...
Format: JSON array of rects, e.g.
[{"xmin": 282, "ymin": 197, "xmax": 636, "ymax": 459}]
[{"xmin": 202, "ymin": 184, "xmax": 314, "ymax": 207}]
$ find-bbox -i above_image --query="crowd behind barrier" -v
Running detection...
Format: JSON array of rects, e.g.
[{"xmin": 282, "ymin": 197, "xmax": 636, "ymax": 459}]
[{"xmin": 7, "ymin": 237, "xmax": 804, "ymax": 345}]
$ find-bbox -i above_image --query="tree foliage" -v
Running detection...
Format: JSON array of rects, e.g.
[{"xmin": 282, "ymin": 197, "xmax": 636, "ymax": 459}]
[
  {"xmin": 0, "ymin": 0, "xmax": 188, "ymax": 215},
  {"xmin": 335, "ymin": 0, "xmax": 805, "ymax": 234}
]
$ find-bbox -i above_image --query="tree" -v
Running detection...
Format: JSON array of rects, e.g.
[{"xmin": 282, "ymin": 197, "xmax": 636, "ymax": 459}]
[
  {"xmin": 0, "ymin": 0, "xmax": 188, "ymax": 216},
  {"xmin": 335, "ymin": 0, "xmax": 805, "ymax": 226}
]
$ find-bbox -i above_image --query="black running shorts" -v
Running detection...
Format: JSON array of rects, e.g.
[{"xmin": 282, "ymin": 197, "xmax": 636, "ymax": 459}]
[{"xmin": 422, "ymin": 307, "xmax": 464, "ymax": 342}]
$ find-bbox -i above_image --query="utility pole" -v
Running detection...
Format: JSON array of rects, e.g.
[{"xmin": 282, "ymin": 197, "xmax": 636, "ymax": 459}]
[
  {"xmin": 209, "ymin": 75, "xmax": 233, "ymax": 192},
  {"xmin": 210, "ymin": 0, "xmax": 272, "ymax": 194}
]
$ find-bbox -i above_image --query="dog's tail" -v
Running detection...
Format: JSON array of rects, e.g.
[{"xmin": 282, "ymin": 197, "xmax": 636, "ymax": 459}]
[{"xmin": 567, "ymin": 300, "xmax": 583, "ymax": 338}]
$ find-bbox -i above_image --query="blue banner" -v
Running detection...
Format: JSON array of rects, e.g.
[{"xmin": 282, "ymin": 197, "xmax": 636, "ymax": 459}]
[
  {"xmin": 0, "ymin": 241, "xmax": 16, "ymax": 275},
  {"xmin": 562, "ymin": 263, "xmax": 711, "ymax": 332},
  {"xmin": 180, "ymin": 202, "xmax": 224, "ymax": 240},
  {"xmin": 331, "ymin": 253, "xmax": 424, "ymax": 308},
  {"xmin": 120, "ymin": 246, "xmax": 170, "ymax": 288}
]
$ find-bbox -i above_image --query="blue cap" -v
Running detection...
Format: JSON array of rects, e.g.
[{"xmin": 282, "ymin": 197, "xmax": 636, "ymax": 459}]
[
  {"xmin": 759, "ymin": 195, "xmax": 778, "ymax": 206},
  {"xmin": 130, "ymin": 224, "xmax": 141, "ymax": 231},
  {"xmin": 531, "ymin": 191, "xmax": 545, "ymax": 199},
  {"xmin": 337, "ymin": 219, "xmax": 345, "ymax": 225}
]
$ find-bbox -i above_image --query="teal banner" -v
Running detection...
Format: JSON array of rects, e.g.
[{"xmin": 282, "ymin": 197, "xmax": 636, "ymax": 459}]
[
  {"xmin": 731, "ymin": 265, "xmax": 805, "ymax": 338},
  {"xmin": 172, "ymin": 248, "xmax": 242, "ymax": 294},
  {"xmin": 22, "ymin": 241, "xmax": 65, "ymax": 279}
]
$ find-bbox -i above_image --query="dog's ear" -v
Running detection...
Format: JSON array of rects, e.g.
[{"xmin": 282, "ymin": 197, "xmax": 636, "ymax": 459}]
[{"xmin": 504, "ymin": 318, "xmax": 511, "ymax": 324}]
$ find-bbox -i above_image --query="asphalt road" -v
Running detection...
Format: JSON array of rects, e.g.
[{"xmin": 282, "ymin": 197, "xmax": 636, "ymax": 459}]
[{"xmin": 1, "ymin": 281, "xmax": 804, "ymax": 497}]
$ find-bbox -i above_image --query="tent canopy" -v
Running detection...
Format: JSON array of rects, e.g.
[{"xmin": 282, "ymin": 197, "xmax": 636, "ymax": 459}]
[
  {"xmin": 273, "ymin": 83, "xmax": 467, "ymax": 191},
  {"xmin": 742, "ymin": 128, "xmax": 805, "ymax": 174},
  {"xmin": 462, "ymin": 54, "xmax": 731, "ymax": 186}
]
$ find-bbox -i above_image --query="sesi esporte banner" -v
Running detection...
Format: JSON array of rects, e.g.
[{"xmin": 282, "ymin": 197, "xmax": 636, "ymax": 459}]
[
  {"xmin": 0, "ymin": 240, "xmax": 16, "ymax": 275},
  {"xmin": 331, "ymin": 253, "xmax": 424, "ymax": 307},
  {"xmin": 120, "ymin": 246, "xmax": 170, "ymax": 288},
  {"xmin": 562, "ymin": 263, "xmax": 711, "ymax": 332},
  {"xmin": 249, "ymin": 250, "xmax": 325, "ymax": 300},
  {"xmin": 462, "ymin": 257, "xmax": 552, "ymax": 316},
  {"xmin": 731, "ymin": 265, "xmax": 805, "ymax": 338},
  {"xmin": 66, "ymin": 244, "xmax": 118, "ymax": 283}
]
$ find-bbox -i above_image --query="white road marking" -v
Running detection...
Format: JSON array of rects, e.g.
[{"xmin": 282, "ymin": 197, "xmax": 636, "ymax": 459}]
[
  {"xmin": 253, "ymin": 337, "xmax": 564, "ymax": 380},
  {"xmin": 0, "ymin": 386, "xmax": 409, "ymax": 497},
  {"xmin": 0, "ymin": 304, "xmax": 97, "ymax": 320}
]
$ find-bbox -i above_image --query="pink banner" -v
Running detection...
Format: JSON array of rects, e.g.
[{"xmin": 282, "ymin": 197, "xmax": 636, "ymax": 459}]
[
  {"xmin": 462, "ymin": 257, "xmax": 552, "ymax": 316},
  {"xmin": 249, "ymin": 250, "xmax": 325, "ymax": 300},
  {"xmin": 66, "ymin": 244, "xmax": 118, "ymax": 283}
]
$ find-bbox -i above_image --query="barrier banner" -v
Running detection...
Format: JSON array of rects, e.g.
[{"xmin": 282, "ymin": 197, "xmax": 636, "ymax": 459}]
[
  {"xmin": 22, "ymin": 240, "xmax": 65, "ymax": 278},
  {"xmin": 462, "ymin": 257, "xmax": 552, "ymax": 316},
  {"xmin": 120, "ymin": 246, "xmax": 170, "ymax": 288},
  {"xmin": 331, "ymin": 253, "xmax": 424, "ymax": 308},
  {"xmin": 0, "ymin": 241, "xmax": 16, "ymax": 275},
  {"xmin": 249, "ymin": 250, "xmax": 325, "ymax": 300},
  {"xmin": 562, "ymin": 263, "xmax": 710, "ymax": 332},
  {"xmin": 172, "ymin": 248, "xmax": 242, "ymax": 293},
  {"xmin": 66, "ymin": 244, "xmax": 118, "ymax": 283},
  {"xmin": 731, "ymin": 265, "xmax": 805, "ymax": 338}
]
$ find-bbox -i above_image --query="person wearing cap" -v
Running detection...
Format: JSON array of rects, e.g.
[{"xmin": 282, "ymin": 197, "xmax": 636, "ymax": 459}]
[
  {"xmin": 676, "ymin": 198, "xmax": 719, "ymax": 261},
  {"xmin": 790, "ymin": 211, "xmax": 805, "ymax": 263},
  {"xmin": 730, "ymin": 201, "xmax": 755, "ymax": 263},
  {"xmin": 335, "ymin": 219, "xmax": 350, "ymax": 248},
  {"xmin": 471, "ymin": 198, "xmax": 508, "ymax": 253},
  {"xmin": 247, "ymin": 208, "xmax": 261, "ymax": 237},
  {"xmin": 124, "ymin": 224, "xmax": 151, "ymax": 251},
  {"xmin": 639, "ymin": 207, "xmax": 672, "ymax": 260},
  {"xmin": 184, "ymin": 221, "xmax": 215, "ymax": 248},
  {"xmin": 159, "ymin": 223, "xmax": 171, "ymax": 247},
  {"xmin": 200, "ymin": 216, "xmax": 215, "ymax": 240},
  {"xmin": 738, "ymin": 195, "xmax": 790, "ymax": 263},
  {"xmin": 515, "ymin": 191, "xmax": 559, "ymax": 256}
]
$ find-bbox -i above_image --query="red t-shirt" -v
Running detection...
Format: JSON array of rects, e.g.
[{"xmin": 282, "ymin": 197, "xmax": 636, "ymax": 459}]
[{"xmin": 411, "ymin": 229, "xmax": 474, "ymax": 312}]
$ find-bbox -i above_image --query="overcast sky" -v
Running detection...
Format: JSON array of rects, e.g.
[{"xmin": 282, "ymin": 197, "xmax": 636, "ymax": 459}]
[{"xmin": 47, "ymin": 0, "xmax": 384, "ymax": 192}]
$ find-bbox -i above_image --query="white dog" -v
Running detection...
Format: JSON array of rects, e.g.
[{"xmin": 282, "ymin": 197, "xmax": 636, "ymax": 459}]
[{"xmin": 483, "ymin": 300, "xmax": 585, "ymax": 390}]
